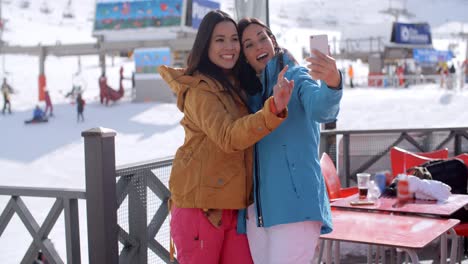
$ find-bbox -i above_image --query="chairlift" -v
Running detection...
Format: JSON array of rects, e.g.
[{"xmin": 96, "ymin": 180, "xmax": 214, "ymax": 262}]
[
  {"xmin": 19, "ymin": 0, "xmax": 30, "ymax": 9},
  {"xmin": 62, "ymin": 0, "xmax": 74, "ymax": 19},
  {"xmin": 40, "ymin": 1, "xmax": 52, "ymax": 14}
]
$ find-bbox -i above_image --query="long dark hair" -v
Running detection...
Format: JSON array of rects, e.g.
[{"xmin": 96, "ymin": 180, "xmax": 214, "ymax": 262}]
[
  {"xmin": 237, "ymin": 17, "xmax": 296, "ymax": 96},
  {"xmin": 185, "ymin": 10, "xmax": 239, "ymax": 92}
]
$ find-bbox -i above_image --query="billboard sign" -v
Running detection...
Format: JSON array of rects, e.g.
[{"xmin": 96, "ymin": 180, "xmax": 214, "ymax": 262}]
[
  {"xmin": 134, "ymin": 47, "xmax": 171, "ymax": 74},
  {"xmin": 391, "ymin": 22, "xmax": 432, "ymax": 45},
  {"xmin": 191, "ymin": 0, "xmax": 220, "ymax": 29},
  {"xmin": 413, "ymin": 48, "xmax": 454, "ymax": 64},
  {"xmin": 94, "ymin": 0, "xmax": 184, "ymax": 31}
]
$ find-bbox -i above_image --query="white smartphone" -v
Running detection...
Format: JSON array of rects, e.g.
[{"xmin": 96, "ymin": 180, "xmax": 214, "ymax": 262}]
[{"xmin": 309, "ymin": 34, "xmax": 329, "ymax": 57}]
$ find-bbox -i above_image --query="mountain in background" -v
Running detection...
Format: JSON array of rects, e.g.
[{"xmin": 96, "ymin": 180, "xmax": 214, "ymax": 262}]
[{"xmin": 2, "ymin": 0, "xmax": 468, "ymax": 46}]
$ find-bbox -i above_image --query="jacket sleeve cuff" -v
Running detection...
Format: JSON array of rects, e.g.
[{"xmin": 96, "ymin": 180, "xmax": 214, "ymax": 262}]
[
  {"xmin": 263, "ymin": 97, "xmax": 287, "ymax": 130},
  {"xmin": 269, "ymin": 97, "xmax": 286, "ymax": 117},
  {"xmin": 328, "ymin": 70, "xmax": 343, "ymax": 90}
]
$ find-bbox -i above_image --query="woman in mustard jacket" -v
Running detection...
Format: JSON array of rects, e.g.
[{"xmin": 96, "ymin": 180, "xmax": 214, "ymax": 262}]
[{"xmin": 158, "ymin": 10, "xmax": 294, "ymax": 264}]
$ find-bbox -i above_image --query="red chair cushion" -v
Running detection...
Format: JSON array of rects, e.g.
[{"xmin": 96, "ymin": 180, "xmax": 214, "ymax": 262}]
[{"xmin": 454, "ymin": 223, "xmax": 468, "ymax": 237}]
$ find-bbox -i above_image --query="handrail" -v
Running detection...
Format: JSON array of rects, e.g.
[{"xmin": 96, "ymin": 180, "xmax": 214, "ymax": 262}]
[
  {"xmin": 321, "ymin": 127, "xmax": 468, "ymax": 135},
  {"xmin": 0, "ymin": 188, "xmax": 83, "ymax": 263},
  {"xmin": 2, "ymin": 126, "xmax": 466, "ymax": 264},
  {"xmin": 0, "ymin": 186, "xmax": 85, "ymax": 199}
]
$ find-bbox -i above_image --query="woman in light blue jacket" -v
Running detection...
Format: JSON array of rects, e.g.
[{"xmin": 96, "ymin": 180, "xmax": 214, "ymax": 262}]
[{"xmin": 237, "ymin": 17, "xmax": 343, "ymax": 264}]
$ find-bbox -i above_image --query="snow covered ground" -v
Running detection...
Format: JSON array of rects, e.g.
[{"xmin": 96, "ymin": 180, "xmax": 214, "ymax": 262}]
[
  {"xmin": 1, "ymin": 56, "xmax": 467, "ymax": 264},
  {"xmin": 1, "ymin": 0, "xmax": 468, "ymax": 263}
]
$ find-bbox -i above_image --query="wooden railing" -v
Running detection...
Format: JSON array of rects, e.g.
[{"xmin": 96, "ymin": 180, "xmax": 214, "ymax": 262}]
[
  {"xmin": 0, "ymin": 186, "xmax": 85, "ymax": 264},
  {"xmin": 1, "ymin": 126, "xmax": 467, "ymax": 263},
  {"xmin": 320, "ymin": 127, "xmax": 468, "ymax": 186}
]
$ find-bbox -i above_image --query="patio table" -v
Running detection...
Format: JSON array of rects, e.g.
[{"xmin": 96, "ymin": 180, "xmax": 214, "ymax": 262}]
[
  {"xmin": 320, "ymin": 210, "xmax": 459, "ymax": 264},
  {"xmin": 322, "ymin": 194, "xmax": 468, "ymax": 263}
]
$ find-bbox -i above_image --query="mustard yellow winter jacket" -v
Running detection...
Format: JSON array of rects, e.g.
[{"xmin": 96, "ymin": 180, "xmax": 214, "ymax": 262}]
[{"xmin": 158, "ymin": 65, "xmax": 286, "ymax": 209}]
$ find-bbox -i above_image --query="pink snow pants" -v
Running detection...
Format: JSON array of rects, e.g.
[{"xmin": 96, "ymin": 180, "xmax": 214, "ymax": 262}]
[{"xmin": 170, "ymin": 205, "xmax": 253, "ymax": 264}]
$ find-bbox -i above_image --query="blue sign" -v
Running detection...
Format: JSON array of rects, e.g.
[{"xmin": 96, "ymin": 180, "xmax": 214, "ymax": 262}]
[
  {"xmin": 192, "ymin": 0, "xmax": 220, "ymax": 29},
  {"xmin": 134, "ymin": 47, "xmax": 171, "ymax": 74},
  {"xmin": 391, "ymin": 22, "xmax": 432, "ymax": 45},
  {"xmin": 413, "ymin": 49, "xmax": 453, "ymax": 64}
]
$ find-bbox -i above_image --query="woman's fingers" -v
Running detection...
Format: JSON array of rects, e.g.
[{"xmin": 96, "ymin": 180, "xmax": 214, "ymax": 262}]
[
  {"xmin": 278, "ymin": 65, "xmax": 289, "ymax": 82},
  {"xmin": 305, "ymin": 52, "xmax": 341, "ymax": 86}
]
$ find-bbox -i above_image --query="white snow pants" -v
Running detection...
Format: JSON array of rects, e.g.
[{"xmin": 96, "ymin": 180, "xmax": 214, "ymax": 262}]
[{"xmin": 246, "ymin": 205, "xmax": 322, "ymax": 264}]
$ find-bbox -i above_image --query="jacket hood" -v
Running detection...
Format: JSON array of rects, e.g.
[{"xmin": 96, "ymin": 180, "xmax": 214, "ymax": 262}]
[{"xmin": 158, "ymin": 65, "xmax": 218, "ymax": 112}]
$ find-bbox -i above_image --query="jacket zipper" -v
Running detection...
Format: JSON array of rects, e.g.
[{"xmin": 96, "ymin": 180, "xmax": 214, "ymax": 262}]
[
  {"xmin": 255, "ymin": 64, "xmax": 272, "ymax": 228},
  {"xmin": 254, "ymin": 56, "xmax": 284, "ymax": 227},
  {"xmin": 254, "ymin": 144, "xmax": 263, "ymax": 227}
]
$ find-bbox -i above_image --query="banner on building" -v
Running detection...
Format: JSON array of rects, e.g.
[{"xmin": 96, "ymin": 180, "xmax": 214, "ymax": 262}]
[
  {"xmin": 190, "ymin": 0, "xmax": 220, "ymax": 29},
  {"xmin": 134, "ymin": 47, "xmax": 171, "ymax": 74},
  {"xmin": 94, "ymin": 0, "xmax": 184, "ymax": 31},
  {"xmin": 391, "ymin": 22, "xmax": 432, "ymax": 45},
  {"xmin": 413, "ymin": 48, "xmax": 454, "ymax": 64}
]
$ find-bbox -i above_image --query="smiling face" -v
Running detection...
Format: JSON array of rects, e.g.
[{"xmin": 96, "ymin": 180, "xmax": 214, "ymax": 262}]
[
  {"xmin": 241, "ymin": 23, "xmax": 276, "ymax": 73},
  {"xmin": 207, "ymin": 21, "xmax": 240, "ymax": 71}
]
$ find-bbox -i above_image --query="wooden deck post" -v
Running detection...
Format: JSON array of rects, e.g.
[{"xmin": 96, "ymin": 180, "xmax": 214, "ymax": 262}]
[{"xmin": 82, "ymin": 127, "xmax": 118, "ymax": 264}]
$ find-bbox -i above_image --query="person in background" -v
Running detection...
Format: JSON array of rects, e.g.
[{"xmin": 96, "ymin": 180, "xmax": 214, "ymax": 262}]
[
  {"xmin": 464, "ymin": 59, "xmax": 468, "ymax": 85},
  {"xmin": 237, "ymin": 17, "xmax": 343, "ymax": 263},
  {"xmin": 157, "ymin": 10, "xmax": 293, "ymax": 264},
  {"xmin": 44, "ymin": 90, "xmax": 53, "ymax": 117},
  {"xmin": 396, "ymin": 64, "xmax": 405, "ymax": 87},
  {"xmin": 437, "ymin": 62, "xmax": 449, "ymax": 89},
  {"xmin": 34, "ymin": 105, "xmax": 44, "ymax": 119},
  {"xmin": 1, "ymin": 77, "xmax": 13, "ymax": 114},
  {"xmin": 76, "ymin": 93, "xmax": 85, "ymax": 122},
  {"xmin": 25, "ymin": 105, "xmax": 47, "ymax": 123},
  {"xmin": 347, "ymin": 64, "xmax": 354, "ymax": 88},
  {"xmin": 32, "ymin": 251, "xmax": 49, "ymax": 264}
]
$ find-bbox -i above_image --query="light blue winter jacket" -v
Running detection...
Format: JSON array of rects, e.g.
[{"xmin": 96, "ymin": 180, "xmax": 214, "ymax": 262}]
[{"xmin": 238, "ymin": 51, "xmax": 342, "ymax": 235}]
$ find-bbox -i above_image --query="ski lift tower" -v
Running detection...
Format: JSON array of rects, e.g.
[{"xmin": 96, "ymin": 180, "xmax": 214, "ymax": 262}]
[
  {"xmin": 233, "ymin": 0, "xmax": 269, "ymax": 27},
  {"xmin": 0, "ymin": 0, "xmax": 4, "ymax": 75},
  {"xmin": 62, "ymin": 0, "xmax": 74, "ymax": 19},
  {"xmin": 379, "ymin": 0, "xmax": 415, "ymax": 22}
]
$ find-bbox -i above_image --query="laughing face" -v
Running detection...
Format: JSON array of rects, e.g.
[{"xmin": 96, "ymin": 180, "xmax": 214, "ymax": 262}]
[
  {"xmin": 208, "ymin": 21, "xmax": 240, "ymax": 71},
  {"xmin": 241, "ymin": 23, "xmax": 276, "ymax": 73}
]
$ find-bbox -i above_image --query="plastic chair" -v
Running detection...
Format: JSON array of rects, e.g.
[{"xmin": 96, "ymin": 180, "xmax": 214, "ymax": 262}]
[
  {"xmin": 455, "ymin": 154, "xmax": 468, "ymax": 166},
  {"xmin": 451, "ymin": 153, "xmax": 468, "ymax": 261},
  {"xmin": 390, "ymin": 146, "xmax": 449, "ymax": 177},
  {"xmin": 416, "ymin": 148, "xmax": 450, "ymax": 159},
  {"xmin": 318, "ymin": 152, "xmax": 359, "ymax": 263},
  {"xmin": 320, "ymin": 152, "xmax": 358, "ymax": 201}
]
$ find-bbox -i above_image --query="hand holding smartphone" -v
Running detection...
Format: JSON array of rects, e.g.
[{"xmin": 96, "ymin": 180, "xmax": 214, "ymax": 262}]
[{"xmin": 309, "ymin": 34, "xmax": 329, "ymax": 58}]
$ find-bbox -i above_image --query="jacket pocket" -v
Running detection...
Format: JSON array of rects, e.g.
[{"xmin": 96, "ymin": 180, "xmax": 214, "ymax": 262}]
[
  {"xmin": 201, "ymin": 142, "xmax": 243, "ymax": 188},
  {"xmin": 282, "ymin": 145, "xmax": 300, "ymax": 198}
]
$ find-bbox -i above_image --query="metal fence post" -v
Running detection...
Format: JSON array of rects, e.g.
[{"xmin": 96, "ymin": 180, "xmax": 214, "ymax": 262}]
[
  {"xmin": 82, "ymin": 127, "xmax": 118, "ymax": 264},
  {"xmin": 454, "ymin": 132, "xmax": 462, "ymax": 156},
  {"xmin": 342, "ymin": 134, "xmax": 351, "ymax": 187}
]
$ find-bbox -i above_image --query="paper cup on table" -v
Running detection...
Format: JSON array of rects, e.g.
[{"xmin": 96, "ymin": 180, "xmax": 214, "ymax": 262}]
[{"xmin": 357, "ymin": 173, "xmax": 371, "ymax": 200}]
